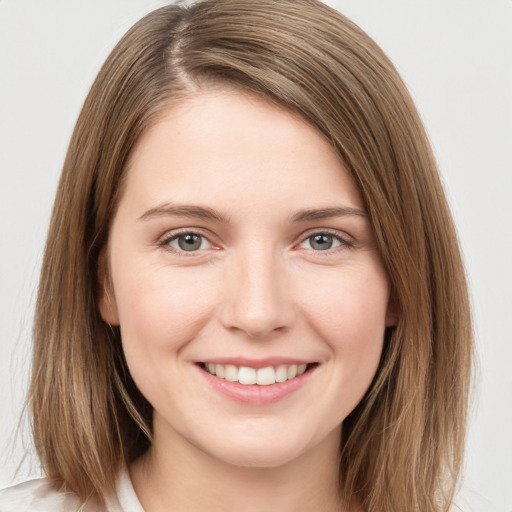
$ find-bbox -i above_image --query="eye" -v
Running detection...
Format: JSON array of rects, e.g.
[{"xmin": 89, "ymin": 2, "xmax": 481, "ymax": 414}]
[
  {"xmin": 299, "ymin": 232, "xmax": 345, "ymax": 251},
  {"xmin": 166, "ymin": 232, "xmax": 212, "ymax": 252}
]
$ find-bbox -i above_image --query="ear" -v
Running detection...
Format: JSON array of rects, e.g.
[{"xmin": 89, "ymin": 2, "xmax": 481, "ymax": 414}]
[
  {"xmin": 385, "ymin": 293, "xmax": 399, "ymax": 327},
  {"xmin": 97, "ymin": 248, "xmax": 120, "ymax": 326}
]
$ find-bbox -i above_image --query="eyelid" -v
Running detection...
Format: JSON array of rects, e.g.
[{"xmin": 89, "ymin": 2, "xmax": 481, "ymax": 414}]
[
  {"xmin": 156, "ymin": 227, "xmax": 353, "ymax": 255},
  {"xmin": 158, "ymin": 227, "xmax": 220, "ymax": 255},
  {"xmin": 295, "ymin": 228, "xmax": 354, "ymax": 251}
]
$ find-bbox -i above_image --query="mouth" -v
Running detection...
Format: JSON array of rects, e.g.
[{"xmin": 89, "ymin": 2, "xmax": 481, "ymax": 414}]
[{"xmin": 197, "ymin": 362, "xmax": 319, "ymax": 386}]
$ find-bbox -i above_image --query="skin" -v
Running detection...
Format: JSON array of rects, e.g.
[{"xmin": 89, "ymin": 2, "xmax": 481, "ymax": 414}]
[{"xmin": 99, "ymin": 89, "xmax": 395, "ymax": 512}]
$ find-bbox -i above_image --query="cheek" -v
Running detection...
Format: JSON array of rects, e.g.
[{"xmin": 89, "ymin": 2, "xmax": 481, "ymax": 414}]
[
  {"xmin": 111, "ymin": 263, "xmax": 218, "ymax": 375},
  {"xmin": 295, "ymin": 264, "xmax": 389, "ymax": 365},
  {"xmin": 294, "ymin": 265, "xmax": 389, "ymax": 418}
]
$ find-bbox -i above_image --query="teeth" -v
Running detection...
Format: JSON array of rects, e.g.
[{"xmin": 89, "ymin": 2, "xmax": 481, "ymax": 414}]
[
  {"xmin": 287, "ymin": 365, "xmax": 297, "ymax": 379},
  {"xmin": 203, "ymin": 363, "xmax": 311, "ymax": 385},
  {"xmin": 256, "ymin": 367, "xmax": 275, "ymax": 385},
  {"xmin": 238, "ymin": 367, "xmax": 257, "ymax": 385},
  {"xmin": 275, "ymin": 365, "xmax": 288, "ymax": 383},
  {"xmin": 225, "ymin": 364, "xmax": 238, "ymax": 382},
  {"xmin": 215, "ymin": 364, "xmax": 225, "ymax": 378}
]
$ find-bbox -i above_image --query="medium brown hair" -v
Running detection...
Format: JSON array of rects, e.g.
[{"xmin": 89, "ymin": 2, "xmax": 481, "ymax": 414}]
[{"xmin": 28, "ymin": 1, "xmax": 472, "ymax": 510}]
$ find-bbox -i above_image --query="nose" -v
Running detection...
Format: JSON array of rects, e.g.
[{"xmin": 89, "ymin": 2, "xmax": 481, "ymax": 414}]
[{"xmin": 219, "ymin": 247, "xmax": 295, "ymax": 339}]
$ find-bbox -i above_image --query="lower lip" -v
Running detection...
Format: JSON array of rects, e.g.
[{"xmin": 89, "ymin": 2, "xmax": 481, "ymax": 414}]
[{"xmin": 196, "ymin": 365, "xmax": 316, "ymax": 405}]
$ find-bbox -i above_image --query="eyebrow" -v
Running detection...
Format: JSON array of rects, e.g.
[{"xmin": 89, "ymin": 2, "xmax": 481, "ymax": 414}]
[
  {"xmin": 138, "ymin": 203, "xmax": 230, "ymax": 223},
  {"xmin": 138, "ymin": 202, "xmax": 368, "ymax": 224},
  {"xmin": 291, "ymin": 206, "xmax": 368, "ymax": 222}
]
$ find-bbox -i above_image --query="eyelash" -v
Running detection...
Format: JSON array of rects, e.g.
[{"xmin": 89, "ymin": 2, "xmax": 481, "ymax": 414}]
[
  {"xmin": 158, "ymin": 228, "xmax": 217, "ymax": 256},
  {"xmin": 298, "ymin": 229, "xmax": 353, "ymax": 253},
  {"xmin": 158, "ymin": 228, "xmax": 353, "ymax": 256}
]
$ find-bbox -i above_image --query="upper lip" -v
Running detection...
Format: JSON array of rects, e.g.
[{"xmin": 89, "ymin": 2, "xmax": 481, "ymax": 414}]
[{"xmin": 197, "ymin": 357, "xmax": 315, "ymax": 369}]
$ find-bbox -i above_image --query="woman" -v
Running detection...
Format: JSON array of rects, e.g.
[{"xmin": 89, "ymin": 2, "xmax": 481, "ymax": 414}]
[{"xmin": 0, "ymin": 0, "xmax": 472, "ymax": 510}]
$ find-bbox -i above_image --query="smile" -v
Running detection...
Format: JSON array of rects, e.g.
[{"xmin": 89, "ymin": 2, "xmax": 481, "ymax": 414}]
[
  {"xmin": 195, "ymin": 360, "xmax": 318, "ymax": 405},
  {"xmin": 201, "ymin": 363, "xmax": 312, "ymax": 385}
]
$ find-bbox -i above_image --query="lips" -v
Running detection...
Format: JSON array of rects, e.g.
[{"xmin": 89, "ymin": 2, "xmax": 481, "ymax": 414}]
[{"xmin": 196, "ymin": 359, "xmax": 318, "ymax": 404}]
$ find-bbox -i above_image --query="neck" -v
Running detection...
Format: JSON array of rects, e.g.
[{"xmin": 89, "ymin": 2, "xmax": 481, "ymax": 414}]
[{"xmin": 130, "ymin": 423, "xmax": 351, "ymax": 512}]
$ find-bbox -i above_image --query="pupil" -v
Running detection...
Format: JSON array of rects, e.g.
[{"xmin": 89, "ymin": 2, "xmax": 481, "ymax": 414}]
[
  {"xmin": 311, "ymin": 234, "xmax": 333, "ymax": 250},
  {"xmin": 178, "ymin": 234, "xmax": 201, "ymax": 251}
]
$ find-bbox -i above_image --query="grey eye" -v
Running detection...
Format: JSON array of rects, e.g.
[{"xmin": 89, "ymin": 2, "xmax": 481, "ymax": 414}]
[
  {"xmin": 170, "ymin": 233, "xmax": 207, "ymax": 252},
  {"xmin": 299, "ymin": 233, "xmax": 343, "ymax": 251},
  {"xmin": 309, "ymin": 234, "xmax": 334, "ymax": 250}
]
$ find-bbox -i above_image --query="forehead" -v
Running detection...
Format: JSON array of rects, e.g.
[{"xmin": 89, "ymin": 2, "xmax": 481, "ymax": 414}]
[{"xmin": 120, "ymin": 88, "xmax": 364, "ymax": 217}]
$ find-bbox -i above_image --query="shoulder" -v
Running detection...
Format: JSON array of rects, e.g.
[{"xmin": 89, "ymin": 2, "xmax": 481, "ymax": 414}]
[
  {"xmin": 0, "ymin": 469, "xmax": 143, "ymax": 512},
  {"xmin": 0, "ymin": 477, "xmax": 99, "ymax": 512}
]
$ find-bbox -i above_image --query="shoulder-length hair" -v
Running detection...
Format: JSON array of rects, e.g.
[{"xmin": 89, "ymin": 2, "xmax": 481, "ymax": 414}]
[{"xmin": 29, "ymin": 1, "xmax": 472, "ymax": 510}]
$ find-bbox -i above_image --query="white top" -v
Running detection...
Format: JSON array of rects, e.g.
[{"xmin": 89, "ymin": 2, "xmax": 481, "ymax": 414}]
[{"xmin": 0, "ymin": 468, "xmax": 145, "ymax": 512}]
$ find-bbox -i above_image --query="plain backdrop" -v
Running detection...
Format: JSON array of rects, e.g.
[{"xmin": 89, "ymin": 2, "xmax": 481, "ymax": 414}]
[{"xmin": 1, "ymin": 1, "xmax": 511, "ymax": 510}]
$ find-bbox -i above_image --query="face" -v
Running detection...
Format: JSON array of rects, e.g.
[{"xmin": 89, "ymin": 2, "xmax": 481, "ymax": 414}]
[{"xmin": 99, "ymin": 89, "xmax": 395, "ymax": 469}]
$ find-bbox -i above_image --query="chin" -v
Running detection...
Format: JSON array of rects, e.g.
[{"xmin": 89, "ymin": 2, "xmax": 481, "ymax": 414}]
[
  {"xmin": 197, "ymin": 426, "xmax": 327, "ymax": 470},
  {"xmin": 212, "ymin": 444, "xmax": 305, "ymax": 469}
]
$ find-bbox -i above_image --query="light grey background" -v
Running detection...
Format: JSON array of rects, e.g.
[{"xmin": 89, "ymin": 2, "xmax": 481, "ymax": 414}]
[{"xmin": 1, "ymin": 1, "xmax": 511, "ymax": 510}]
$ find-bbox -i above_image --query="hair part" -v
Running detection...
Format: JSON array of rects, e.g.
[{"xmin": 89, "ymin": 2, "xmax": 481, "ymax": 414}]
[{"xmin": 28, "ymin": 1, "xmax": 472, "ymax": 510}]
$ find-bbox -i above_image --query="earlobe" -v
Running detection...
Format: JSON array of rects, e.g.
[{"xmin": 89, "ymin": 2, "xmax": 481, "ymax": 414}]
[
  {"xmin": 385, "ymin": 295, "xmax": 399, "ymax": 327},
  {"xmin": 385, "ymin": 310, "xmax": 398, "ymax": 327},
  {"xmin": 97, "ymin": 248, "xmax": 120, "ymax": 326}
]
